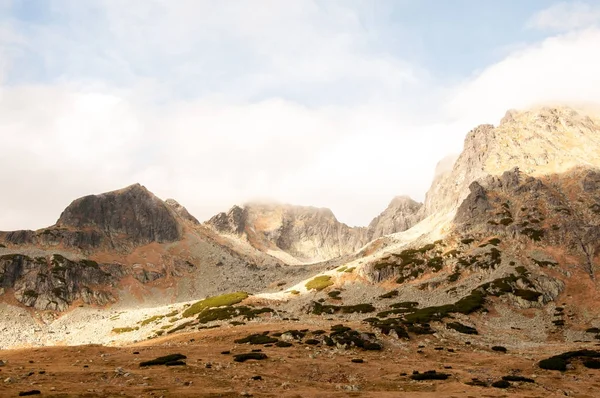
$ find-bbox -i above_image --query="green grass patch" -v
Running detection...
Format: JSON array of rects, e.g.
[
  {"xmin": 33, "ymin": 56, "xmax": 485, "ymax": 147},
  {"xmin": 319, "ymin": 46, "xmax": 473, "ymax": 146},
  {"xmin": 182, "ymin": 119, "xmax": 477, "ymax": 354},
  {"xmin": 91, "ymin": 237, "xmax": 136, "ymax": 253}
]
[
  {"xmin": 182, "ymin": 292, "xmax": 249, "ymax": 317},
  {"xmin": 305, "ymin": 275, "xmax": 333, "ymax": 291},
  {"xmin": 140, "ymin": 315, "xmax": 165, "ymax": 326},
  {"xmin": 112, "ymin": 327, "xmax": 139, "ymax": 334}
]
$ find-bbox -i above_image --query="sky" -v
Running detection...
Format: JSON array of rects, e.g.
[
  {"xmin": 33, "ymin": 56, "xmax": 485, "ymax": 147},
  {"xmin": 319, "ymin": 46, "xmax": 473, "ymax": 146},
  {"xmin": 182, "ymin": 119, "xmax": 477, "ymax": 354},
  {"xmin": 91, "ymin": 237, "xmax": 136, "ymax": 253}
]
[{"xmin": 1, "ymin": 0, "xmax": 600, "ymax": 230}]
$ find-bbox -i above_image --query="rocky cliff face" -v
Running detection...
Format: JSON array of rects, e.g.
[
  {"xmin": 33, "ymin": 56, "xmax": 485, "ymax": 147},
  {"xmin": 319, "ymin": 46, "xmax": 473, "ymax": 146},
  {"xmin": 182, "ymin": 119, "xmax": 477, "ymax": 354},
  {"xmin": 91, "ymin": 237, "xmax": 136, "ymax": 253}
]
[
  {"xmin": 56, "ymin": 183, "xmax": 183, "ymax": 246},
  {"xmin": 207, "ymin": 197, "xmax": 428, "ymax": 264},
  {"xmin": 368, "ymin": 196, "xmax": 423, "ymax": 240},
  {"xmin": 0, "ymin": 184, "xmax": 194, "ymax": 252},
  {"xmin": 420, "ymin": 107, "xmax": 600, "ymax": 219},
  {"xmin": 207, "ymin": 203, "xmax": 369, "ymax": 263}
]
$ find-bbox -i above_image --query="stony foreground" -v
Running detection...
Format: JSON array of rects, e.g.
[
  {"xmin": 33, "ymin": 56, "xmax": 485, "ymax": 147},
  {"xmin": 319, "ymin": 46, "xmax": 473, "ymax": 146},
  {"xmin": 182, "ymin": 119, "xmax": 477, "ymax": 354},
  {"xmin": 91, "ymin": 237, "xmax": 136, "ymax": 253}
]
[{"xmin": 0, "ymin": 321, "xmax": 599, "ymax": 397}]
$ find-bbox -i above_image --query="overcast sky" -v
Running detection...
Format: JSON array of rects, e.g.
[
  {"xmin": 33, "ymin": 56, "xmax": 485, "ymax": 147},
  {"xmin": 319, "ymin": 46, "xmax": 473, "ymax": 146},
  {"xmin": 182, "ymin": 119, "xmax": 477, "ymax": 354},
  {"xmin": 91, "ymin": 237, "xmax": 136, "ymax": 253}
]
[{"xmin": 1, "ymin": 0, "xmax": 600, "ymax": 230}]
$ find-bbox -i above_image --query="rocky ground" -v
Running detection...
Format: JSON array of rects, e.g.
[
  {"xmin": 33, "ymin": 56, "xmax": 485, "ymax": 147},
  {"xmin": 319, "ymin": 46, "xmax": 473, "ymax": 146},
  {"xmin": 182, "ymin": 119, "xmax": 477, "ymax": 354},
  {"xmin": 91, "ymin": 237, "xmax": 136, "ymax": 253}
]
[{"xmin": 1, "ymin": 320, "xmax": 599, "ymax": 397}]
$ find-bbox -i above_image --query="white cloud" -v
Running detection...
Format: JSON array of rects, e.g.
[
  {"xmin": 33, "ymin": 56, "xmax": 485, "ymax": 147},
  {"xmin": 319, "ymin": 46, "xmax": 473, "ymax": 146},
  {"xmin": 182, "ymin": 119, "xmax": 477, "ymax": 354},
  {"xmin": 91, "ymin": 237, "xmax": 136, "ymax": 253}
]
[
  {"xmin": 447, "ymin": 28, "xmax": 600, "ymax": 125},
  {"xmin": 527, "ymin": 1, "xmax": 600, "ymax": 32},
  {"xmin": 1, "ymin": 2, "xmax": 600, "ymax": 231}
]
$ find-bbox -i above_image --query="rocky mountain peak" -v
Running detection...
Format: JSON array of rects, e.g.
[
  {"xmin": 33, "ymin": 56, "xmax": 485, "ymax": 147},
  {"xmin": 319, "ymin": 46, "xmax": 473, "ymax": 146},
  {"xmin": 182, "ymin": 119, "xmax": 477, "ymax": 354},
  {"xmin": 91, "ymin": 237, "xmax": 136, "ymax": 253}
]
[
  {"xmin": 56, "ymin": 183, "xmax": 182, "ymax": 245},
  {"xmin": 368, "ymin": 196, "xmax": 423, "ymax": 240},
  {"xmin": 421, "ymin": 106, "xmax": 600, "ymax": 218}
]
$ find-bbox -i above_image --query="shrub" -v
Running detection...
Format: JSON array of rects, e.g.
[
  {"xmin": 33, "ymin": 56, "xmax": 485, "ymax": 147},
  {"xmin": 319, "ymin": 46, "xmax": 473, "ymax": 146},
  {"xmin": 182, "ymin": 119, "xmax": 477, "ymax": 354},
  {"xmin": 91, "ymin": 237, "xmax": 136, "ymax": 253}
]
[
  {"xmin": 539, "ymin": 357, "xmax": 567, "ymax": 371},
  {"xmin": 447, "ymin": 322, "xmax": 478, "ymax": 335},
  {"xmin": 410, "ymin": 371, "xmax": 450, "ymax": 381},
  {"xmin": 234, "ymin": 334, "xmax": 278, "ymax": 345},
  {"xmin": 182, "ymin": 292, "xmax": 249, "ymax": 317},
  {"xmin": 305, "ymin": 275, "xmax": 334, "ymax": 291},
  {"xmin": 233, "ymin": 353, "xmax": 268, "ymax": 362},
  {"xmin": 583, "ymin": 360, "xmax": 600, "ymax": 369},
  {"xmin": 379, "ymin": 290, "xmax": 399, "ymax": 299},
  {"xmin": 491, "ymin": 380, "xmax": 510, "ymax": 388},
  {"xmin": 502, "ymin": 375, "xmax": 534, "ymax": 383},
  {"xmin": 140, "ymin": 354, "xmax": 186, "ymax": 367}
]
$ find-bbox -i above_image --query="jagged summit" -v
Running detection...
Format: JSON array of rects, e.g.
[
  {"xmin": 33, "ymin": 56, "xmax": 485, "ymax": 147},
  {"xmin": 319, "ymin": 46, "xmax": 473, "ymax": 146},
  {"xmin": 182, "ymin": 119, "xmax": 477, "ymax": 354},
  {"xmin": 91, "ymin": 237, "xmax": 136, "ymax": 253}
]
[
  {"xmin": 368, "ymin": 196, "xmax": 423, "ymax": 240},
  {"xmin": 420, "ymin": 106, "xmax": 600, "ymax": 219},
  {"xmin": 206, "ymin": 202, "xmax": 368, "ymax": 263}
]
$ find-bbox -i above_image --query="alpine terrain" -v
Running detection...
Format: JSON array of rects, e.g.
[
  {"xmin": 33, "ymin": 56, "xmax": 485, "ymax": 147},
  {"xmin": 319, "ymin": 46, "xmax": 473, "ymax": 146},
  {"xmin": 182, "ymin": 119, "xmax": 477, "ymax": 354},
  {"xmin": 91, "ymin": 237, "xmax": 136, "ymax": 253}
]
[{"xmin": 1, "ymin": 106, "xmax": 600, "ymax": 397}]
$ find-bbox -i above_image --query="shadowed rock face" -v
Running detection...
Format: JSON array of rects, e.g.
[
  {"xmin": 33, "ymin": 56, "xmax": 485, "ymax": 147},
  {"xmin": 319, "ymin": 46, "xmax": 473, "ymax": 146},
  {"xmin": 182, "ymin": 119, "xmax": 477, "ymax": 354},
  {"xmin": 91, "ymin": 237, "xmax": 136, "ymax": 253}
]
[
  {"xmin": 56, "ymin": 183, "xmax": 182, "ymax": 245},
  {"xmin": 0, "ymin": 254, "xmax": 120, "ymax": 311}
]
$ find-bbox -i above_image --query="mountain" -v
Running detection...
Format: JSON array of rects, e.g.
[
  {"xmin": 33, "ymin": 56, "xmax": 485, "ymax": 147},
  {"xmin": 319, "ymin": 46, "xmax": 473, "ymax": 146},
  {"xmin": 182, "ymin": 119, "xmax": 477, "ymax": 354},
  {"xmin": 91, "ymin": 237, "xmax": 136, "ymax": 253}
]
[
  {"xmin": 206, "ymin": 203, "xmax": 369, "ymax": 264},
  {"xmin": 367, "ymin": 196, "xmax": 423, "ymax": 241},
  {"xmin": 206, "ymin": 199, "xmax": 424, "ymax": 264},
  {"xmin": 1, "ymin": 105, "xmax": 600, "ymax": 367},
  {"xmin": 0, "ymin": 185, "xmax": 322, "ymax": 311},
  {"xmin": 420, "ymin": 106, "xmax": 600, "ymax": 219}
]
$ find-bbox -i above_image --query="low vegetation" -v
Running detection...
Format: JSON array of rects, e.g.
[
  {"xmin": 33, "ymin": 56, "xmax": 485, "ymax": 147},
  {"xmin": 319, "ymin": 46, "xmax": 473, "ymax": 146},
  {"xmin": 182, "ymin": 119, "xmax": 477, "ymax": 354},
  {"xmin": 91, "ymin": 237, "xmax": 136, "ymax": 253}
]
[
  {"xmin": 305, "ymin": 275, "xmax": 334, "ymax": 291},
  {"xmin": 112, "ymin": 327, "xmax": 138, "ymax": 334},
  {"xmin": 182, "ymin": 292, "xmax": 249, "ymax": 317},
  {"xmin": 140, "ymin": 354, "xmax": 186, "ymax": 367}
]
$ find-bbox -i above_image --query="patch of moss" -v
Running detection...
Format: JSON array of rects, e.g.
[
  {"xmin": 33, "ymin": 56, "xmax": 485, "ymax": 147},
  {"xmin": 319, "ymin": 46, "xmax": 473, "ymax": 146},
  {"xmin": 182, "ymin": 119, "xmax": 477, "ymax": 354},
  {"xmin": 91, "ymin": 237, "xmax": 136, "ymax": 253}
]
[
  {"xmin": 344, "ymin": 267, "xmax": 356, "ymax": 273},
  {"xmin": 336, "ymin": 266, "xmax": 348, "ymax": 272},
  {"xmin": 390, "ymin": 301, "xmax": 419, "ymax": 309},
  {"xmin": 182, "ymin": 292, "xmax": 249, "ymax": 317},
  {"xmin": 446, "ymin": 322, "xmax": 478, "ymax": 335},
  {"xmin": 502, "ymin": 375, "xmax": 534, "ymax": 383},
  {"xmin": 378, "ymin": 290, "xmax": 399, "ymax": 299},
  {"xmin": 305, "ymin": 275, "xmax": 333, "ymax": 291},
  {"xmin": 233, "ymin": 353, "xmax": 268, "ymax": 362},
  {"xmin": 410, "ymin": 371, "xmax": 450, "ymax": 381},
  {"xmin": 539, "ymin": 357, "xmax": 567, "ymax": 371},
  {"xmin": 427, "ymin": 256, "xmax": 444, "ymax": 271},
  {"xmin": 289, "ymin": 290, "xmax": 300, "ymax": 295},
  {"xmin": 312, "ymin": 302, "xmax": 375, "ymax": 315},
  {"xmin": 140, "ymin": 354, "xmax": 186, "ymax": 367},
  {"xmin": 112, "ymin": 327, "xmax": 139, "ymax": 334},
  {"xmin": 140, "ymin": 315, "xmax": 165, "ymax": 326},
  {"xmin": 167, "ymin": 321, "xmax": 194, "ymax": 334},
  {"xmin": 234, "ymin": 334, "xmax": 278, "ymax": 345}
]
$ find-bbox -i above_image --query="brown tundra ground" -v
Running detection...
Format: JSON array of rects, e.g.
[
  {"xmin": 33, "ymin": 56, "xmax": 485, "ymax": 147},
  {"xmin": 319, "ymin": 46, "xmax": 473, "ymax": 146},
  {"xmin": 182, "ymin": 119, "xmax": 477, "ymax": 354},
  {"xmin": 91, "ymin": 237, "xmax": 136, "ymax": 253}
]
[{"xmin": 1, "ymin": 321, "xmax": 599, "ymax": 398}]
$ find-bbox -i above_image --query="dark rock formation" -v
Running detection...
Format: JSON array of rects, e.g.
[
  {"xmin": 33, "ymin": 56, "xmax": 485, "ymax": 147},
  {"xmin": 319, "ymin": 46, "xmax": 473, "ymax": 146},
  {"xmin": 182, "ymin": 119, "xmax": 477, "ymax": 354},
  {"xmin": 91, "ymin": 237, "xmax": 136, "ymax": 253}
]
[{"xmin": 57, "ymin": 183, "xmax": 182, "ymax": 245}]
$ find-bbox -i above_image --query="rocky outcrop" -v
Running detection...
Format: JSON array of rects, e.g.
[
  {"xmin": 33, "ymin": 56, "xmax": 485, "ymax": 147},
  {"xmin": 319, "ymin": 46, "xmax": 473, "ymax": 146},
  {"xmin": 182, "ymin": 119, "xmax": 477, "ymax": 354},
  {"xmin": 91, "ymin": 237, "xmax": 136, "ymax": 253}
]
[
  {"xmin": 420, "ymin": 107, "xmax": 600, "ymax": 218},
  {"xmin": 0, "ymin": 184, "xmax": 194, "ymax": 252},
  {"xmin": 207, "ymin": 203, "xmax": 370, "ymax": 263},
  {"xmin": 368, "ymin": 196, "xmax": 423, "ymax": 240},
  {"xmin": 57, "ymin": 183, "xmax": 182, "ymax": 245},
  {"xmin": 0, "ymin": 253, "xmax": 120, "ymax": 311}
]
